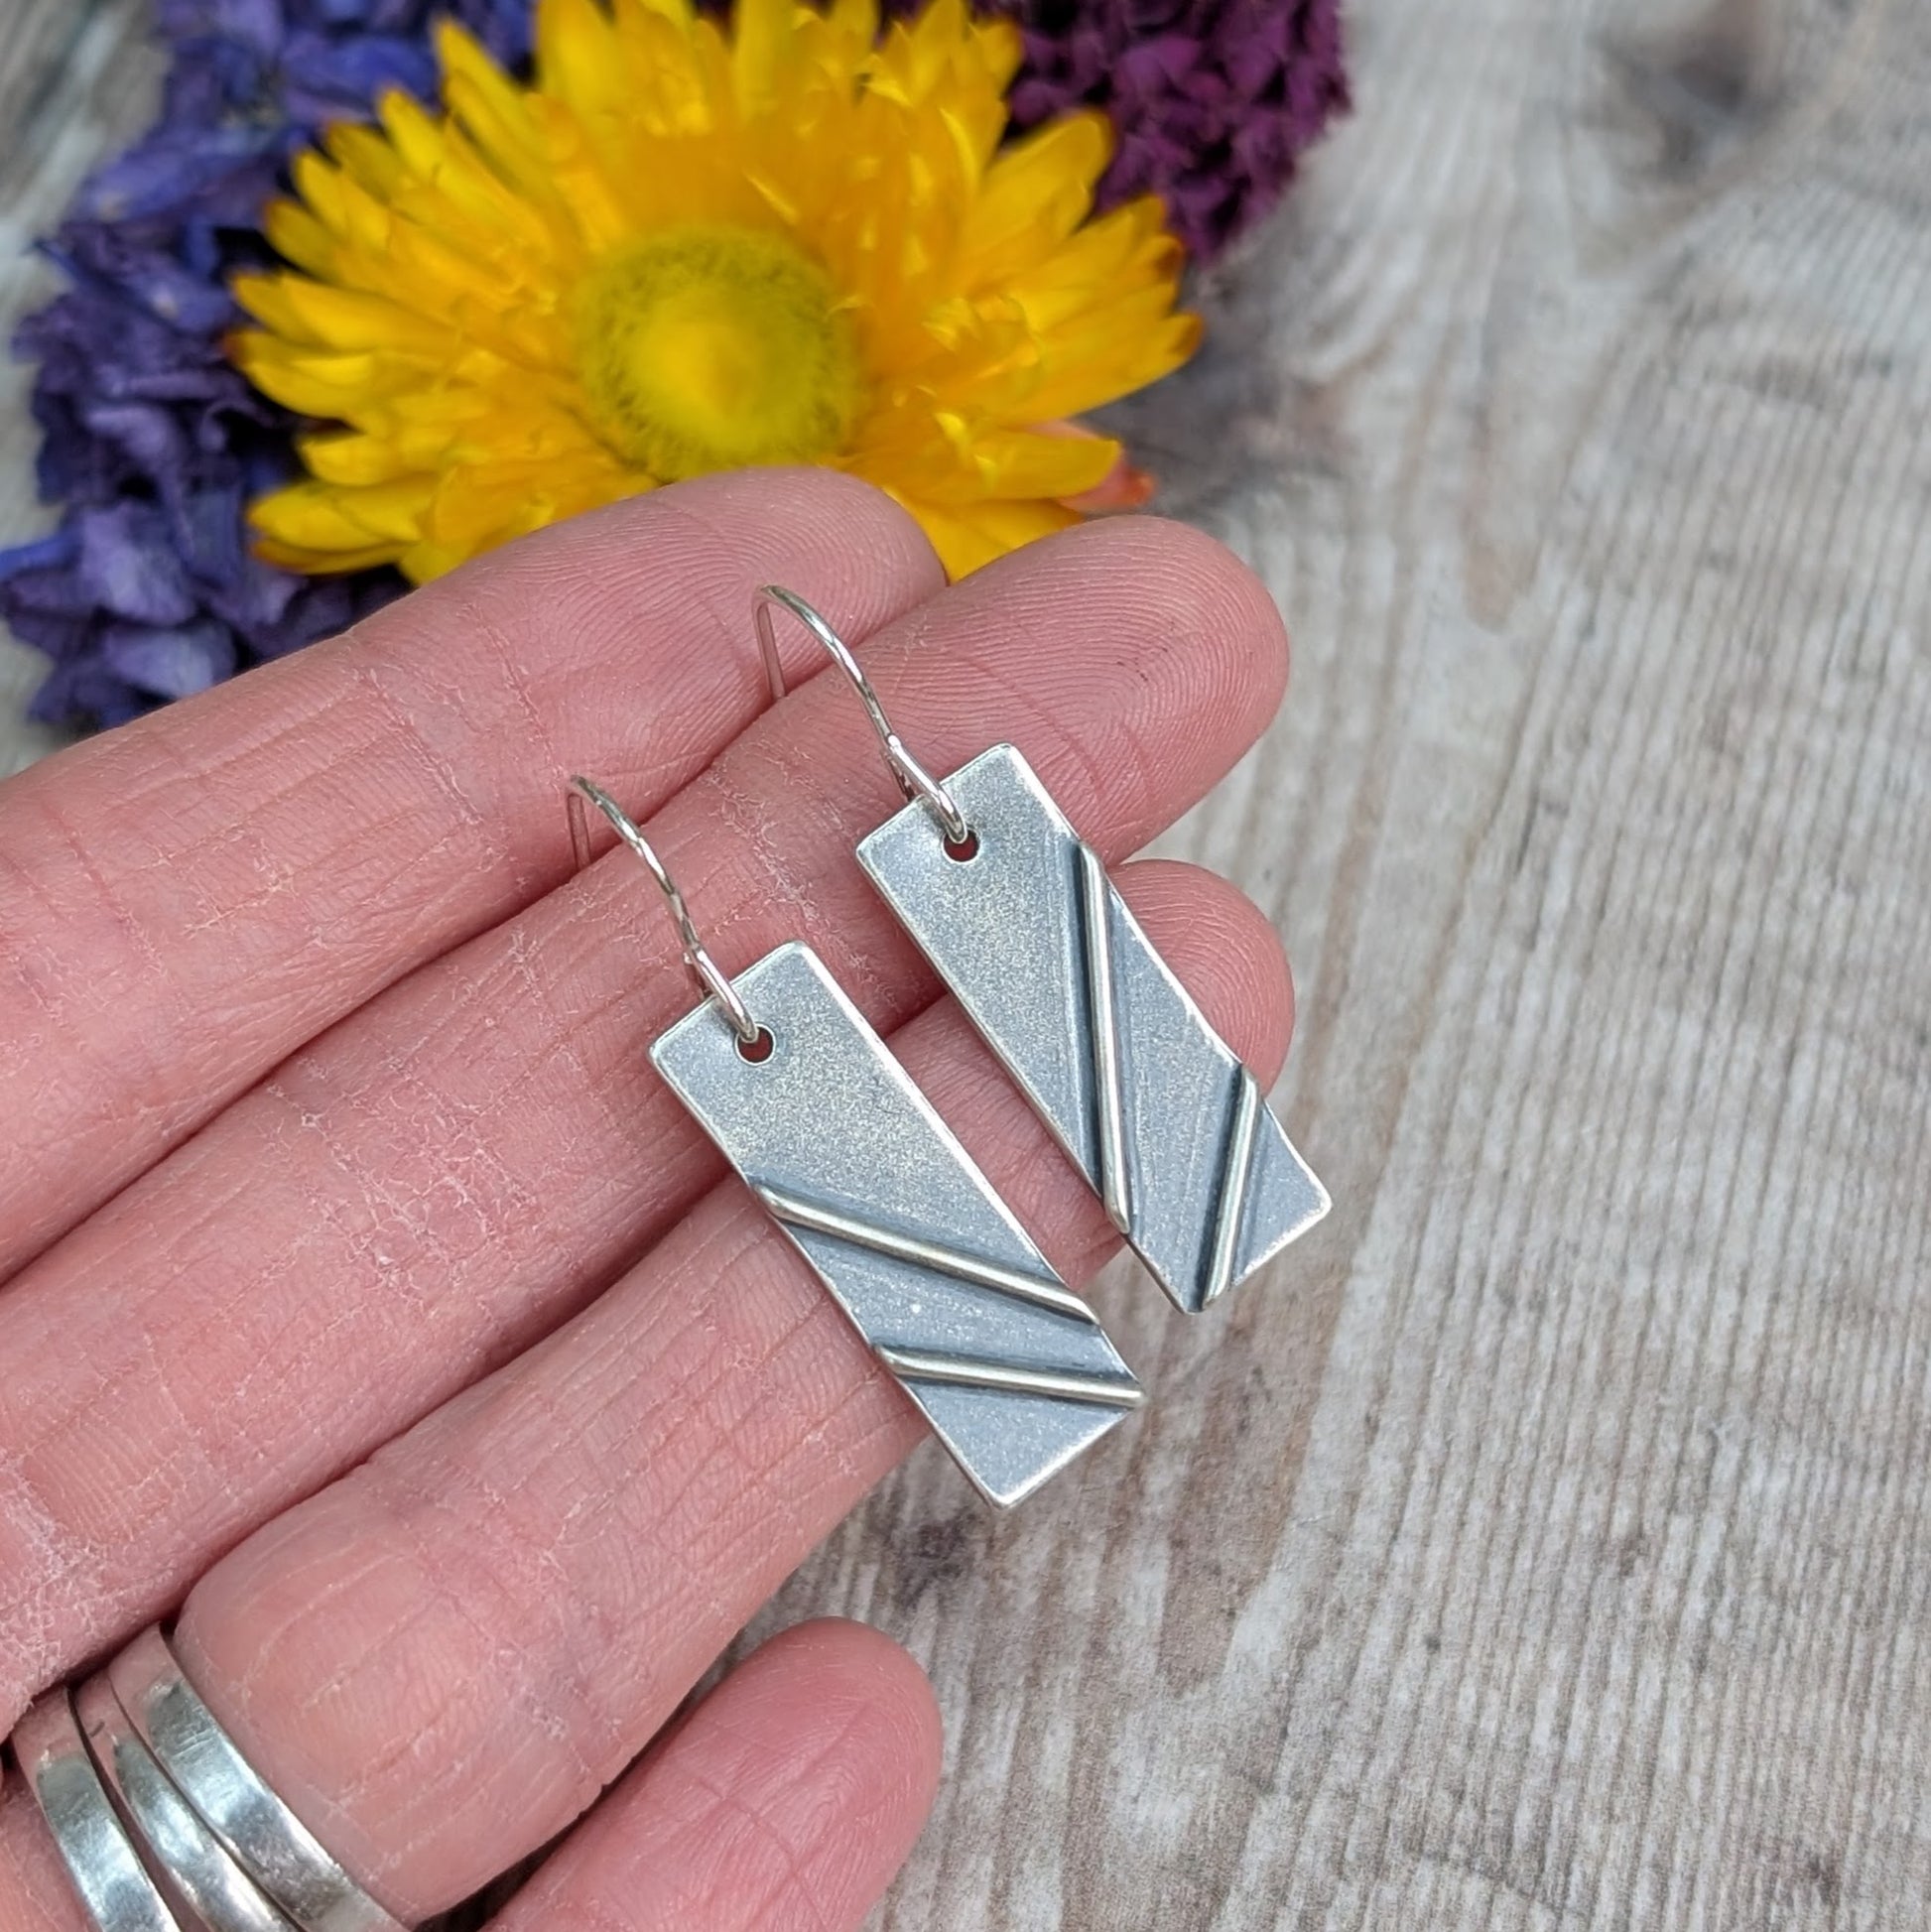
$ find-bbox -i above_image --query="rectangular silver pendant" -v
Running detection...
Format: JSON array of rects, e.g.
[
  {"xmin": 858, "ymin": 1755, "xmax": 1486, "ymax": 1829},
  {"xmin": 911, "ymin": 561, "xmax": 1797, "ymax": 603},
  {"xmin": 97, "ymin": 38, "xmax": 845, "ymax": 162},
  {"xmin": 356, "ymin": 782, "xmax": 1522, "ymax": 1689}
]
[
  {"xmin": 650, "ymin": 942, "xmax": 1144, "ymax": 1507},
  {"xmin": 858, "ymin": 744, "xmax": 1330, "ymax": 1315}
]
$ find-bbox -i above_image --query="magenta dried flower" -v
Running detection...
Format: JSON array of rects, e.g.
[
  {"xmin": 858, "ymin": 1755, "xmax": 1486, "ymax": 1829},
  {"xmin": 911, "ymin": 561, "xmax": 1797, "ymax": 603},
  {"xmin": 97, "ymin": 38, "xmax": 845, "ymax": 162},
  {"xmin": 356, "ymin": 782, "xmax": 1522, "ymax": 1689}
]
[{"xmin": 996, "ymin": 0, "xmax": 1348, "ymax": 261}]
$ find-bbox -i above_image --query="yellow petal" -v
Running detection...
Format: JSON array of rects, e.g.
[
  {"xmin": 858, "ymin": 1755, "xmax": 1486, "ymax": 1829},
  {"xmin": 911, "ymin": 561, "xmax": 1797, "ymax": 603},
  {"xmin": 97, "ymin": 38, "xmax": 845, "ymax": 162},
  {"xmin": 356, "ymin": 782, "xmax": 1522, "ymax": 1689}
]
[
  {"xmin": 249, "ymin": 474, "xmax": 433, "ymax": 555},
  {"xmin": 960, "ymin": 426, "xmax": 1123, "ymax": 501},
  {"xmin": 254, "ymin": 535, "xmax": 406, "ymax": 574},
  {"xmin": 262, "ymin": 199, "xmax": 339, "ymax": 277},
  {"xmin": 959, "ymin": 113, "xmax": 1110, "ymax": 279},
  {"xmin": 730, "ymin": 0, "xmax": 797, "ymax": 115},
  {"xmin": 1024, "ymin": 307, "xmax": 1202, "ymax": 421},
  {"xmin": 881, "ymin": 486, "xmax": 1078, "ymax": 578},
  {"xmin": 296, "ymin": 430, "xmax": 421, "ymax": 487},
  {"xmin": 232, "ymin": 274, "xmax": 452, "ymax": 356},
  {"xmin": 535, "ymin": 0, "xmax": 628, "ymax": 121}
]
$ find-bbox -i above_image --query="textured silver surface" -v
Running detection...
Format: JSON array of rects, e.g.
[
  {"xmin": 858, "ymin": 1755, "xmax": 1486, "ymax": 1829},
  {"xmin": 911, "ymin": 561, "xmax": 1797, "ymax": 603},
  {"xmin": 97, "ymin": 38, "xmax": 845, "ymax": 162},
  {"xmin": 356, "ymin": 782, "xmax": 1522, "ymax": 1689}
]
[
  {"xmin": 76, "ymin": 1675, "xmax": 296, "ymax": 1932},
  {"xmin": 12, "ymin": 1687, "xmax": 187, "ymax": 1931},
  {"xmin": 109, "ymin": 1629, "xmax": 405, "ymax": 1932},
  {"xmin": 651, "ymin": 942, "xmax": 1144, "ymax": 1508},
  {"xmin": 859, "ymin": 744, "xmax": 1330, "ymax": 1316}
]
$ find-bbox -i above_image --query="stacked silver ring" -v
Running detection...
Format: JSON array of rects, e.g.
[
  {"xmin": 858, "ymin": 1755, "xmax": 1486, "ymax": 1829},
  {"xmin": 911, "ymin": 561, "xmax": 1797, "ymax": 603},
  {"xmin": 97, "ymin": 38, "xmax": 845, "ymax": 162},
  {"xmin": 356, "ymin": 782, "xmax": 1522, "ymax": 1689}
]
[{"xmin": 8, "ymin": 1627, "xmax": 404, "ymax": 1932}]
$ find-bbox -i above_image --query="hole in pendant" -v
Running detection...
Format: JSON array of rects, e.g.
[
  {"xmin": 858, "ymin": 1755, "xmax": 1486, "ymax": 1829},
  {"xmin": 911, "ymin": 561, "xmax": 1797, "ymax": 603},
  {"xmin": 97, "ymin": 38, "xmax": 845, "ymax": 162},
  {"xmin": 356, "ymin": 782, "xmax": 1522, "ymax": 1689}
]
[
  {"xmin": 943, "ymin": 828, "xmax": 980, "ymax": 863},
  {"xmin": 737, "ymin": 1026, "xmax": 775, "ymax": 1064}
]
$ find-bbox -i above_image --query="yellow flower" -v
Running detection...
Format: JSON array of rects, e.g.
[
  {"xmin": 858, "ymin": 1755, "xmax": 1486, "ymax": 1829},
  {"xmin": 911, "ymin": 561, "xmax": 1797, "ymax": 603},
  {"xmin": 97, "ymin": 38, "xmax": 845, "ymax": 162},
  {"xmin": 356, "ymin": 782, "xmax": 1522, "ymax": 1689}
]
[{"xmin": 229, "ymin": 0, "xmax": 1199, "ymax": 582}]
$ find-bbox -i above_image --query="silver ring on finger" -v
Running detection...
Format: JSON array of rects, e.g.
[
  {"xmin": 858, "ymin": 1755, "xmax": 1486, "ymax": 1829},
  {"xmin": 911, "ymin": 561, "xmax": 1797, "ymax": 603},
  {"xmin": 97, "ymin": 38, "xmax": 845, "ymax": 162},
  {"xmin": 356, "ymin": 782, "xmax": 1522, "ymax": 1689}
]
[
  {"xmin": 108, "ymin": 1628, "xmax": 406, "ymax": 1932},
  {"xmin": 11, "ymin": 1686, "xmax": 188, "ymax": 1932},
  {"xmin": 74, "ymin": 1672, "xmax": 297, "ymax": 1932}
]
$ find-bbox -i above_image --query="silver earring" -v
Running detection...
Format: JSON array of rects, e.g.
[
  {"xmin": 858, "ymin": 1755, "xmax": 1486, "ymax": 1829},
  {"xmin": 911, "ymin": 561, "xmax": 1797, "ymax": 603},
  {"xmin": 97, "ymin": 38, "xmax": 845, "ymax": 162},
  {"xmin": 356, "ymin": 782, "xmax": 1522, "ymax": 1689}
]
[
  {"xmin": 754, "ymin": 587, "xmax": 1330, "ymax": 1318},
  {"xmin": 569, "ymin": 779, "xmax": 1144, "ymax": 1509}
]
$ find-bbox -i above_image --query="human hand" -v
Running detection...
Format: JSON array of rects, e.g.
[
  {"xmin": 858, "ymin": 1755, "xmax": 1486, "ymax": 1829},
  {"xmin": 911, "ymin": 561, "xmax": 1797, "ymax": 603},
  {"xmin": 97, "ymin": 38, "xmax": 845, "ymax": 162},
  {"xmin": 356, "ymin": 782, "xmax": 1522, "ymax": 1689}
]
[{"xmin": 0, "ymin": 471, "xmax": 1294, "ymax": 1928}]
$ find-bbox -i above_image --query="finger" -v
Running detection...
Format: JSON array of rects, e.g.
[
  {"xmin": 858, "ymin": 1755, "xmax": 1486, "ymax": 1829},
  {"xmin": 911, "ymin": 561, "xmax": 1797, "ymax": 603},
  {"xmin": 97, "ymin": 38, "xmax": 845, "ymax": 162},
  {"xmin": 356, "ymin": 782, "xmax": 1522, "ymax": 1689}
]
[
  {"xmin": 489, "ymin": 1621, "xmax": 941, "ymax": 1932},
  {"xmin": 0, "ymin": 517, "xmax": 1289, "ymax": 1726},
  {"xmin": 0, "ymin": 469, "xmax": 944, "ymax": 1276},
  {"xmin": 167, "ymin": 862, "xmax": 1293, "ymax": 1920}
]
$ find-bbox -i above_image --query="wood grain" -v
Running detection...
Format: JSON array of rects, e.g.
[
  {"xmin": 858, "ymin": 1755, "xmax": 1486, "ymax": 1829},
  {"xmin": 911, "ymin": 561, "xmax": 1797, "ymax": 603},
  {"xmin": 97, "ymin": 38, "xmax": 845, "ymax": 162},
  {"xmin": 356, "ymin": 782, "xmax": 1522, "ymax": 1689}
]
[{"xmin": 4, "ymin": 0, "xmax": 1929, "ymax": 1924}]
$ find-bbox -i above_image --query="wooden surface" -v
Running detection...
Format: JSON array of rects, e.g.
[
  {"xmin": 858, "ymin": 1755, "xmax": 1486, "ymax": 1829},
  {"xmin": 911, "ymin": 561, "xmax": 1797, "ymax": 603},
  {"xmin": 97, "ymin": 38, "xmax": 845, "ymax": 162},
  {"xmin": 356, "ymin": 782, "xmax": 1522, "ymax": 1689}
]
[{"xmin": 6, "ymin": 0, "xmax": 1931, "ymax": 1924}]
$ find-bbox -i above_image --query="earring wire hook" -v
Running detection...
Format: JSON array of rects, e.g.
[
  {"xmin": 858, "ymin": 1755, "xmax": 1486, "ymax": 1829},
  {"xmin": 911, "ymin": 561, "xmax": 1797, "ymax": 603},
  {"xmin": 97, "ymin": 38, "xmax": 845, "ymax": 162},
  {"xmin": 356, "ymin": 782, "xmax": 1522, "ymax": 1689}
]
[
  {"xmin": 753, "ymin": 585, "xmax": 972, "ymax": 848},
  {"xmin": 568, "ymin": 776, "xmax": 763, "ymax": 1047}
]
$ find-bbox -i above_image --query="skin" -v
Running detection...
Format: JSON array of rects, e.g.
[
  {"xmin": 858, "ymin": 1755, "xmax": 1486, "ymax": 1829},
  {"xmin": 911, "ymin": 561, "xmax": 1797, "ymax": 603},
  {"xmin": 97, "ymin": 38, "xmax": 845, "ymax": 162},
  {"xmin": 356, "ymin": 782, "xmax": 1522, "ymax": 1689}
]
[{"xmin": 0, "ymin": 469, "xmax": 1294, "ymax": 1928}]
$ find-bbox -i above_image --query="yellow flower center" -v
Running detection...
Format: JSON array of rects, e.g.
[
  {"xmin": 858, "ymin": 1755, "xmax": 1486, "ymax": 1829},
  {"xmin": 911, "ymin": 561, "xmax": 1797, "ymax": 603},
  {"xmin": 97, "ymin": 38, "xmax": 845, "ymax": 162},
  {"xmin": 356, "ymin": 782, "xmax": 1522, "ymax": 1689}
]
[{"xmin": 572, "ymin": 225, "xmax": 862, "ymax": 481}]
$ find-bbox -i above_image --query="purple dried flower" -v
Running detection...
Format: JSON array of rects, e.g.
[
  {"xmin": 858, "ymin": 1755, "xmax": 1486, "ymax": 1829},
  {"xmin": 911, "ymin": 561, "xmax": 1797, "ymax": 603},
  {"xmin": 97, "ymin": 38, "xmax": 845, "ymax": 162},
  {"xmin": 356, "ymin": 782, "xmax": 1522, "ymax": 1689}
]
[
  {"xmin": 994, "ymin": 0, "xmax": 1348, "ymax": 262},
  {"xmin": 0, "ymin": 0, "xmax": 532, "ymax": 728}
]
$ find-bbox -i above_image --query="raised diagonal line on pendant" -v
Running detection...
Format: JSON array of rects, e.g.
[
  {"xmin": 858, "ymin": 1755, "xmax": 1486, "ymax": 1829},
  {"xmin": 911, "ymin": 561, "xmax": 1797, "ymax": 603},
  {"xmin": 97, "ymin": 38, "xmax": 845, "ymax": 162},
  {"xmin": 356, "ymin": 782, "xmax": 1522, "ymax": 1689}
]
[
  {"xmin": 874, "ymin": 1347, "xmax": 1145, "ymax": 1410},
  {"xmin": 1076, "ymin": 840, "xmax": 1133, "ymax": 1235},
  {"xmin": 1200, "ymin": 1066, "xmax": 1263, "ymax": 1309},
  {"xmin": 756, "ymin": 1186, "xmax": 1095, "ymax": 1322}
]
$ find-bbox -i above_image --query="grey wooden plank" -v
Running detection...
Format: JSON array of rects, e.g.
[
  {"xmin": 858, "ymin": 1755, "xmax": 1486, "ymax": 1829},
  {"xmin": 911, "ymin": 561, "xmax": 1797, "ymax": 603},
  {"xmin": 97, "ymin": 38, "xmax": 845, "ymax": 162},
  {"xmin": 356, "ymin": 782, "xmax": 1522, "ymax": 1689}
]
[{"xmin": 756, "ymin": 0, "xmax": 1931, "ymax": 1925}]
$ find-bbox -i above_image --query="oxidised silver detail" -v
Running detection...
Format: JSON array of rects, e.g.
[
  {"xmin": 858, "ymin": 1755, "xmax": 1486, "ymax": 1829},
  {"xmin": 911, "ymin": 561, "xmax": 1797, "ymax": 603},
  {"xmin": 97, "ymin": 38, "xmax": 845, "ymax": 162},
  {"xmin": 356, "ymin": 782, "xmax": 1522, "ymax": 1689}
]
[
  {"xmin": 1077, "ymin": 838, "xmax": 1133, "ymax": 1235},
  {"xmin": 651, "ymin": 942, "xmax": 1144, "ymax": 1507},
  {"xmin": 858, "ymin": 742, "xmax": 1330, "ymax": 1315},
  {"xmin": 1203, "ymin": 1067, "xmax": 1263, "ymax": 1309}
]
